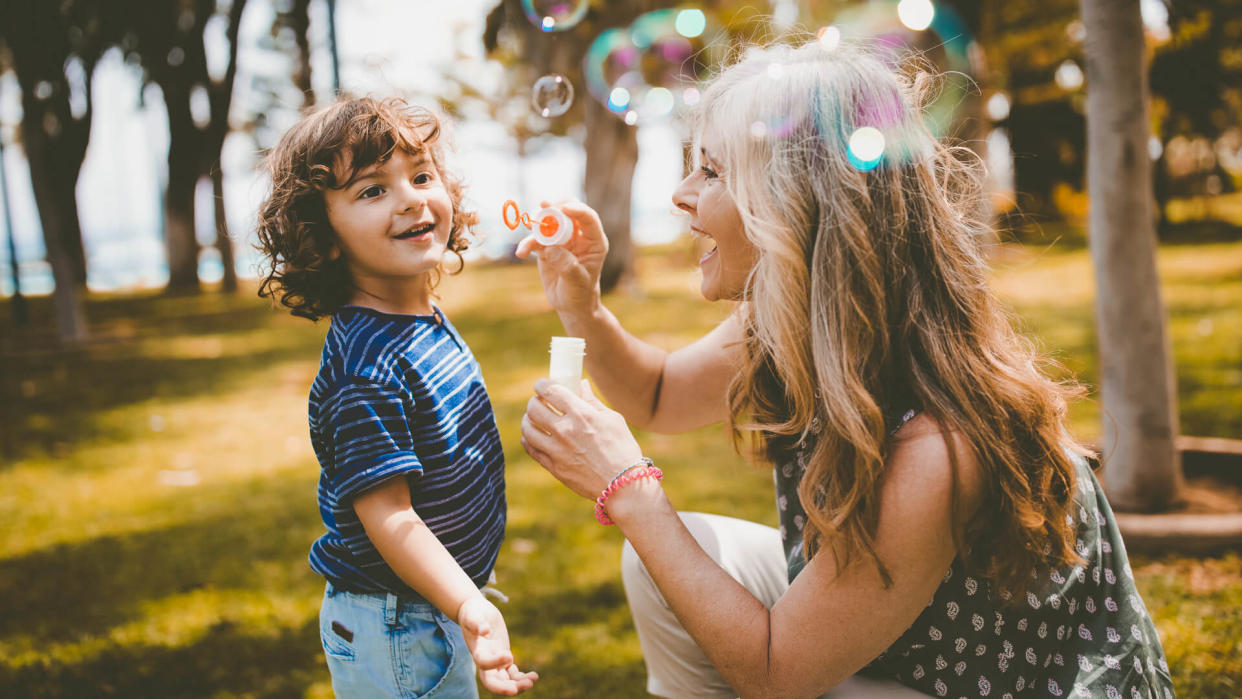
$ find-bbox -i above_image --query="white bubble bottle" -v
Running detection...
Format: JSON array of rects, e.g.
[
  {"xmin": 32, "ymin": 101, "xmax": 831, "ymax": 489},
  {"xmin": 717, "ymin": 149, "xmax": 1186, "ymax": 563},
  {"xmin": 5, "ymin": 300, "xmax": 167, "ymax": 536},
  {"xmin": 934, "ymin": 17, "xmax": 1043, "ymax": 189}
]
[{"xmin": 548, "ymin": 336, "xmax": 586, "ymax": 391}]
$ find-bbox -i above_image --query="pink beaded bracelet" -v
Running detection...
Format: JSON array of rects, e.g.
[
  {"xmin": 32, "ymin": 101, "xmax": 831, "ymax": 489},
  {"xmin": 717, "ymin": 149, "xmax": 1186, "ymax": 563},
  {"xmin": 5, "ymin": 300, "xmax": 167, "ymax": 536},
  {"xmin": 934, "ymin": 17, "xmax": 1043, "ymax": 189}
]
[{"xmin": 594, "ymin": 463, "xmax": 664, "ymax": 525}]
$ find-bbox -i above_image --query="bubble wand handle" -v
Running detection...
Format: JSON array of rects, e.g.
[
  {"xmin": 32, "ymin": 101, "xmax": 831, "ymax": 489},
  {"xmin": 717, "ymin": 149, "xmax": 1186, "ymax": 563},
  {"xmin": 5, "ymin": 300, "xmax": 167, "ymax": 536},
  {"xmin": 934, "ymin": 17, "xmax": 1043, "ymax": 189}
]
[{"xmin": 502, "ymin": 200, "xmax": 574, "ymax": 246}]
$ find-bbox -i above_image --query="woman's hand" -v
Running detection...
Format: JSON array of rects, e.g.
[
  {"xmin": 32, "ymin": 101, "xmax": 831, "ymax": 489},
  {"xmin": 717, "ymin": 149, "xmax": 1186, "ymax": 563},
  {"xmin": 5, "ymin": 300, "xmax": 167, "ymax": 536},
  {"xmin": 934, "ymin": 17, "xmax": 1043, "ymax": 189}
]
[
  {"xmin": 514, "ymin": 201, "xmax": 609, "ymax": 317},
  {"xmin": 457, "ymin": 595, "xmax": 539, "ymax": 695},
  {"xmin": 520, "ymin": 378, "xmax": 644, "ymax": 500}
]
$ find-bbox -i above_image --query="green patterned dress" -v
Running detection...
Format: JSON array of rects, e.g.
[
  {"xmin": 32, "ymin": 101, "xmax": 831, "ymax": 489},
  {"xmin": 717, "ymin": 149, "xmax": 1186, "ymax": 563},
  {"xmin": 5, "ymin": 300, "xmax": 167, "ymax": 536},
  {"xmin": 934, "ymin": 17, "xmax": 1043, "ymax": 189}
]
[{"xmin": 774, "ymin": 411, "xmax": 1175, "ymax": 698}]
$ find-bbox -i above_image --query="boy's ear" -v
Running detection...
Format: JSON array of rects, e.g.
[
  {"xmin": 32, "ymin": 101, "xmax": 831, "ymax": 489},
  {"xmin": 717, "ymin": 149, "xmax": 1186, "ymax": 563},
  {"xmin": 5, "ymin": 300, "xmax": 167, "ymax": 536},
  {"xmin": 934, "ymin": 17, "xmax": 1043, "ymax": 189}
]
[{"xmin": 328, "ymin": 245, "xmax": 341, "ymax": 261}]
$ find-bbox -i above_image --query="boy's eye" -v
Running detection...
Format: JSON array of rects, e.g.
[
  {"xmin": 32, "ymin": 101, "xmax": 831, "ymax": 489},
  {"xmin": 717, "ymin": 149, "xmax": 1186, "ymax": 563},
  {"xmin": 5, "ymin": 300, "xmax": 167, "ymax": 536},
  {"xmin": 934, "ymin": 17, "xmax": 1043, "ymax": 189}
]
[
  {"xmin": 413, "ymin": 171, "xmax": 434, "ymax": 185},
  {"xmin": 358, "ymin": 185, "xmax": 383, "ymax": 199}
]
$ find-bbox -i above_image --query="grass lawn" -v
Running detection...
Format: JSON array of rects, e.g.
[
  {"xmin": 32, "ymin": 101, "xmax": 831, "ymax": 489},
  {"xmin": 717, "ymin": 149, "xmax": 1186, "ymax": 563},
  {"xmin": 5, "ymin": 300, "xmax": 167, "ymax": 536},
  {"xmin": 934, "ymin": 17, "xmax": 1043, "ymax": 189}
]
[{"xmin": 0, "ymin": 240, "xmax": 1239, "ymax": 697}]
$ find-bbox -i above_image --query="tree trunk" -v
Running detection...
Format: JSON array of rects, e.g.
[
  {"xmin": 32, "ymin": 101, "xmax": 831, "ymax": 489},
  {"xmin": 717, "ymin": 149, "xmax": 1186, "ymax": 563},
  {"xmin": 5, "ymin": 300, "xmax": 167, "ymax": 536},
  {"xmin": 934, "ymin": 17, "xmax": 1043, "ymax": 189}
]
[
  {"xmin": 1080, "ymin": 0, "xmax": 1183, "ymax": 510},
  {"xmin": 0, "ymin": 140, "xmax": 30, "ymax": 327},
  {"xmin": 326, "ymin": 0, "xmax": 341, "ymax": 95},
  {"xmin": 211, "ymin": 162, "xmax": 237, "ymax": 292},
  {"xmin": 291, "ymin": 0, "xmax": 314, "ymax": 105},
  {"xmin": 20, "ymin": 109, "xmax": 88, "ymax": 341},
  {"xmin": 164, "ymin": 87, "xmax": 202, "ymax": 294},
  {"xmin": 583, "ymin": 97, "xmax": 638, "ymax": 294}
]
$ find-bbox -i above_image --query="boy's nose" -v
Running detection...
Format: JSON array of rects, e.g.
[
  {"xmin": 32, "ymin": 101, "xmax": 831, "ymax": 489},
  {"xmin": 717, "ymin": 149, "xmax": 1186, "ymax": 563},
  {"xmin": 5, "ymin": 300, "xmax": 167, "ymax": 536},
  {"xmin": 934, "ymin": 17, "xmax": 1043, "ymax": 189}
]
[{"xmin": 395, "ymin": 182, "xmax": 426, "ymax": 214}]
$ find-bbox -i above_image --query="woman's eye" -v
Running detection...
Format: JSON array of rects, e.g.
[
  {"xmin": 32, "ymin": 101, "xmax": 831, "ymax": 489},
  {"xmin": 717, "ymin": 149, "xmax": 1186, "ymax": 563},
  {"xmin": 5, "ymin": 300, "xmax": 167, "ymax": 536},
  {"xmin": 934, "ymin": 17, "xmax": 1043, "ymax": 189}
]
[
  {"xmin": 359, "ymin": 185, "xmax": 383, "ymax": 199},
  {"xmin": 700, "ymin": 166, "xmax": 719, "ymax": 180}
]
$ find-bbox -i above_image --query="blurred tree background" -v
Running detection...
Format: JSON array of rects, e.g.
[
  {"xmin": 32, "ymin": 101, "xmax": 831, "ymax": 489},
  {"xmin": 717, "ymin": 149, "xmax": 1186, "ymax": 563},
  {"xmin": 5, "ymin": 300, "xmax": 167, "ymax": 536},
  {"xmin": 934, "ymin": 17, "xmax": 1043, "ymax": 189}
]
[{"xmin": 1, "ymin": 0, "xmax": 1240, "ymax": 696}]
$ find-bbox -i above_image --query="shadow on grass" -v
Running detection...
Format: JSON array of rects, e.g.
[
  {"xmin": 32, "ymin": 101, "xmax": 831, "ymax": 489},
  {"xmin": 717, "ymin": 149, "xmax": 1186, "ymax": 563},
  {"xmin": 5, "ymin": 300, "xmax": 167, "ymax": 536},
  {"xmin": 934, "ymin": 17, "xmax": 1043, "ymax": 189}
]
[
  {"xmin": 0, "ymin": 473, "xmax": 321, "ymax": 643},
  {"xmin": 0, "ymin": 617, "xmax": 324, "ymax": 698},
  {"xmin": 0, "ymin": 465, "xmax": 329, "ymax": 696},
  {"xmin": 0, "ymin": 343, "xmax": 318, "ymax": 464}
]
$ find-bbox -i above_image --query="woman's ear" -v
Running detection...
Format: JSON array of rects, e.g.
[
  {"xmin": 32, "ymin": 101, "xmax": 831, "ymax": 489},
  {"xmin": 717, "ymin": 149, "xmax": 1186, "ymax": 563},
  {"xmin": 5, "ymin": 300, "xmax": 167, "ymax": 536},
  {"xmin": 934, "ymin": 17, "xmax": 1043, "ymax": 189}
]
[{"xmin": 328, "ymin": 245, "xmax": 341, "ymax": 261}]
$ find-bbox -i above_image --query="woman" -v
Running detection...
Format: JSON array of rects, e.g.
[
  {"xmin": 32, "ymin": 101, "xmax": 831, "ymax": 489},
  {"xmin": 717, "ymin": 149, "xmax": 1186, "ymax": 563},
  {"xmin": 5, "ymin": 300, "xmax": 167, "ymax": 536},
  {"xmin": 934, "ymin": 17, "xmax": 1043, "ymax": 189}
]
[{"xmin": 518, "ymin": 40, "xmax": 1174, "ymax": 699}]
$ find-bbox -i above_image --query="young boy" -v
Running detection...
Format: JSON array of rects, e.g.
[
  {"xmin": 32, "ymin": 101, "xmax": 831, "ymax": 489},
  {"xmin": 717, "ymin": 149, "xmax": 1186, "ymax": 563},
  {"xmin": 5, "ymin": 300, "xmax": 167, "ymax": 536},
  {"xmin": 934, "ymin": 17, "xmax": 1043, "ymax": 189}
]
[{"xmin": 256, "ymin": 96, "xmax": 537, "ymax": 697}]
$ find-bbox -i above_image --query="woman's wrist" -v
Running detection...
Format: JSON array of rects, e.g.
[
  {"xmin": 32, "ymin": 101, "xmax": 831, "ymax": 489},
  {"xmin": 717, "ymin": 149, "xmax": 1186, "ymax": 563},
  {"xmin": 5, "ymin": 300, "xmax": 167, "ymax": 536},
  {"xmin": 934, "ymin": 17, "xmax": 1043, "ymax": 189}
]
[{"xmin": 602, "ymin": 474, "xmax": 668, "ymax": 526}]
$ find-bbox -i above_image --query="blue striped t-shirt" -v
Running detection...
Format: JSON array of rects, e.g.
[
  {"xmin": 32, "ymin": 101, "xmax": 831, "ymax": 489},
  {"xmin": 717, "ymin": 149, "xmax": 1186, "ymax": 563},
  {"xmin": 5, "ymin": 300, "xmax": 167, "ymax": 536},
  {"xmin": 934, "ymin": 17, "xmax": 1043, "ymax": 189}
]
[{"xmin": 307, "ymin": 305, "xmax": 506, "ymax": 596}]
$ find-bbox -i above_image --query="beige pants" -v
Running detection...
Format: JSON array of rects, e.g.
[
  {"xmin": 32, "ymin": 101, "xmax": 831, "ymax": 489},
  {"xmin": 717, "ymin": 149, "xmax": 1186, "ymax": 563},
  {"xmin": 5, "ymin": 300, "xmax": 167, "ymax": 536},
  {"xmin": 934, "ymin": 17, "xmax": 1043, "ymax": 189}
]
[{"xmin": 621, "ymin": 512, "xmax": 932, "ymax": 699}]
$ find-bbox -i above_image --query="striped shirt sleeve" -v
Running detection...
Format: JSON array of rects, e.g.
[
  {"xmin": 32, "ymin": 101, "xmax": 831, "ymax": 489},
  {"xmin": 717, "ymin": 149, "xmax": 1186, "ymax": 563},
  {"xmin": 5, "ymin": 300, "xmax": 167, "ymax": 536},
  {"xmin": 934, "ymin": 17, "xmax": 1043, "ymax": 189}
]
[{"xmin": 329, "ymin": 377, "xmax": 423, "ymax": 501}]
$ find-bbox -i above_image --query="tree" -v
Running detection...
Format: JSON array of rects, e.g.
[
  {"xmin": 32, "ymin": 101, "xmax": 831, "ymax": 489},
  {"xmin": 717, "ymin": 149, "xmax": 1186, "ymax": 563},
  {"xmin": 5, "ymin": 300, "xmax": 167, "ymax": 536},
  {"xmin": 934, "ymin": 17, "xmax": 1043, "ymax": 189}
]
[
  {"xmin": 0, "ymin": 0, "xmax": 107, "ymax": 342},
  {"xmin": 122, "ymin": 0, "xmax": 248, "ymax": 294},
  {"xmin": 1079, "ymin": 0, "xmax": 1183, "ymax": 510},
  {"xmin": 1149, "ymin": 0, "xmax": 1242, "ymax": 235}
]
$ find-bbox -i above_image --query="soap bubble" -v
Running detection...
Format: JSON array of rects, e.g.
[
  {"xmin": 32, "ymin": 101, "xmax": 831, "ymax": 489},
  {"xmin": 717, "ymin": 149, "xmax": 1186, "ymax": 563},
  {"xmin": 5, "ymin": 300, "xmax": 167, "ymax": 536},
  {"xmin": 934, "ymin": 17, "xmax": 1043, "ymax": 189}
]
[
  {"xmin": 583, "ymin": 9, "xmax": 725, "ymax": 126},
  {"xmin": 827, "ymin": 2, "xmax": 975, "ymax": 138},
  {"xmin": 521, "ymin": 0, "xmax": 588, "ymax": 32},
  {"xmin": 531, "ymin": 74, "xmax": 574, "ymax": 117},
  {"xmin": 847, "ymin": 126, "xmax": 886, "ymax": 171}
]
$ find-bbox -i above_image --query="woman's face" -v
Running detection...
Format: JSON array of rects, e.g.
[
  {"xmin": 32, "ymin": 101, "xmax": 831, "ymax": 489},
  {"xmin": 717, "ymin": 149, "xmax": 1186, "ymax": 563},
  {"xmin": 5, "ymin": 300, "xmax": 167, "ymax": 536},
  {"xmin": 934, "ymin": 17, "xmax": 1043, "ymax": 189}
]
[{"xmin": 672, "ymin": 130, "xmax": 757, "ymax": 301}]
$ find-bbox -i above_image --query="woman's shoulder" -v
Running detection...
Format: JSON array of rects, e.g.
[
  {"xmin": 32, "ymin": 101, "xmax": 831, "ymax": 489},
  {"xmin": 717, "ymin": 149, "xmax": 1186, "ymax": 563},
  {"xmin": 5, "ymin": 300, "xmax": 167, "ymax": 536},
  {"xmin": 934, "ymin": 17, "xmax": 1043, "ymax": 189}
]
[{"xmin": 885, "ymin": 413, "xmax": 988, "ymax": 521}]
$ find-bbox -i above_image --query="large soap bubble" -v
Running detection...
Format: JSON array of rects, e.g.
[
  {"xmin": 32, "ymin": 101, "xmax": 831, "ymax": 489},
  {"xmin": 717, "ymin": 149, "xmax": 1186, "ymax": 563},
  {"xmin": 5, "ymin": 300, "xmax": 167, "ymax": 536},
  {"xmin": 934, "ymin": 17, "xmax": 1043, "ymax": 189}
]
[
  {"xmin": 531, "ymin": 73, "xmax": 575, "ymax": 117},
  {"xmin": 521, "ymin": 0, "xmax": 588, "ymax": 32},
  {"xmin": 583, "ymin": 9, "xmax": 725, "ymax": 126}
]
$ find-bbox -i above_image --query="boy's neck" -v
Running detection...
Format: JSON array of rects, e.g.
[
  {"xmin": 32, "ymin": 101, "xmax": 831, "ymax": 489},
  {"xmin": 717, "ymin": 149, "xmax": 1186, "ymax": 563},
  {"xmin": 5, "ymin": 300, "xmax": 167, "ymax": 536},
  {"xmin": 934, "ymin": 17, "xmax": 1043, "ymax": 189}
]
[{"xmin": 347, "ymin": 276, "xmax": 436, "ymax": 316}]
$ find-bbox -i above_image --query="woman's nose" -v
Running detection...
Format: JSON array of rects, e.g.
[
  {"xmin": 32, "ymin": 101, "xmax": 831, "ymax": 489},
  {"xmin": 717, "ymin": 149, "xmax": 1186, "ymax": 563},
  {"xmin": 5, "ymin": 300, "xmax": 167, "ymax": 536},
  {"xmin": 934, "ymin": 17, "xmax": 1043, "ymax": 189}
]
[{"xmin": 672, "ymin": 172, "xmax": 697, "ymax": 214}]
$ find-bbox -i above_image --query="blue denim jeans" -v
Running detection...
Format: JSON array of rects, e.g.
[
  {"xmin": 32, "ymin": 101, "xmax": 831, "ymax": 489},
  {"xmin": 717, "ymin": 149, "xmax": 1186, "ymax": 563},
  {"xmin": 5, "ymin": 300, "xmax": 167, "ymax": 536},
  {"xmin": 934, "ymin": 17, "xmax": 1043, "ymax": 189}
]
[{"xmin": 320, "ymin": 582, "xmax": 478, "ymax": 698}]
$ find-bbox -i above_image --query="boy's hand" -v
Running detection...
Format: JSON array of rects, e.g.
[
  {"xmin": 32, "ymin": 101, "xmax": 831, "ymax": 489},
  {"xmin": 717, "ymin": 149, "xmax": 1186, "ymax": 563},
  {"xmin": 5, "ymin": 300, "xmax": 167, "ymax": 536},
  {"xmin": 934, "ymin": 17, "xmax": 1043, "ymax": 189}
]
[{"xmin": 457, "ymin": 595, "xmax": 539, "ymax": 695}]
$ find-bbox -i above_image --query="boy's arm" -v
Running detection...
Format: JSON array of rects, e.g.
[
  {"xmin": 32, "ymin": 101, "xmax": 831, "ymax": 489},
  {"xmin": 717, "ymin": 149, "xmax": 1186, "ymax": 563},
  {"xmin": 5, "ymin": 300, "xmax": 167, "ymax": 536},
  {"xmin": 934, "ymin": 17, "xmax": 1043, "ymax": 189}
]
[{"xmin": 354, "ymin": 477, "xmax": 538, "ymax": 695}]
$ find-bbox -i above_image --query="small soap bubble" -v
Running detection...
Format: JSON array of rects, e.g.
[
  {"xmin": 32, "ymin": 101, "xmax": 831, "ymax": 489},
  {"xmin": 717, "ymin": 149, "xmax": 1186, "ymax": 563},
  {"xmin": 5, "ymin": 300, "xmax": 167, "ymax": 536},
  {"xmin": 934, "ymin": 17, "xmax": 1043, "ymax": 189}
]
[
  {"xmin": 817, "ymin": 25, "xmax": 841, "ymax": 51},
  {"xmin": 749, "ymin": 120, "xmax": 768, "ymax": 139},
  {"xmin": 674, "ymin": 8, "xmax": 707, "ymax": 37},
  {"xmin": 624, "ymin": 110, "xmax": 639, "ymax": 125},
  {"xmin": 682, "ymin": 87, "xmax": 701, "ymax": 106},
  {"xmin": 521, "ymin": 0, "xmax": 588, "ymax": 32},
  {"xmin": 643, "ymin": 87, "xmax": 676, "ymax": 118},
  {"xmin": 847, "ymin": 126, "xmax": 885, "ymax": 170},
  {"xmin": 531, "ymin": 74, "xmax": 574, "ymax": 117},
  {"xmin": 897, "ymin": 0, "xmax": 935, "ymax": 31},
  {"xmin": 609, "ymin": 86, "xmax": 632, "ymax": 111}
]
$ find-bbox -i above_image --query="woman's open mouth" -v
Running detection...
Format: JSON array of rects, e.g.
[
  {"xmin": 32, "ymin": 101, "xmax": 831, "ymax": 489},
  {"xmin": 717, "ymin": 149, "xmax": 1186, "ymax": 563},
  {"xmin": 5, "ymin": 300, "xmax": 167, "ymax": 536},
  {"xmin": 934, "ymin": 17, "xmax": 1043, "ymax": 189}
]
[
  {"xmin": 395, "ymin": 223, "xmax": 436, "ymax": 241},
  {"xmin": 691, "ymin": 227, "xmax": 717, "ymax": 264}
]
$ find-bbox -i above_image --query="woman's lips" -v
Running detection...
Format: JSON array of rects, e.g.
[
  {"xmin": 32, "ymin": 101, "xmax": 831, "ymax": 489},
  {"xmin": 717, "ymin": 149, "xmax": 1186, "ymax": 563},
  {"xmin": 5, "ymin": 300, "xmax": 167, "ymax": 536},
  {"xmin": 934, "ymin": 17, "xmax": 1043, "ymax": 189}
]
[{"xmin": 691, "ymin": 226, "xmax": 717, "ymax": 264}]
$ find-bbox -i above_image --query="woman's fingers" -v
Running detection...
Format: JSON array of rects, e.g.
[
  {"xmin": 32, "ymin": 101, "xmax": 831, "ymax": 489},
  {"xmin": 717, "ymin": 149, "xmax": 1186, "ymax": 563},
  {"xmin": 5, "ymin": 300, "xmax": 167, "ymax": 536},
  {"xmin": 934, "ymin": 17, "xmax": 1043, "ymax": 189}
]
[
  {"xmin": 513, "ymin": 234, "xmax": 542, "ymax": 259},
  {"xmin": 578, "ymin": 378, "xmax": 607, "ymax": 407},
  {"xmin": 520, "ymin": 436, "xmax": 551, "ymax": 467},
  {"xmin": 520, "ymin": 415, "xmax": 559, "ymax": 458},
  {"xmin": 532, "ymin": 378, "xmax": 580, "ymax": 411}
]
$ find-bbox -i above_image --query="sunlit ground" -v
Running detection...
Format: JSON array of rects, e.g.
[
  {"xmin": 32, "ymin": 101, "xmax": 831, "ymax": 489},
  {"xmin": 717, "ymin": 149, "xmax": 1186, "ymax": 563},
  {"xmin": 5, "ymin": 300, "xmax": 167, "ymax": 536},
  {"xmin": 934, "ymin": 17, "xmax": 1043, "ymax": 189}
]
[{"xmin": 0, "ymin": 239, "xmax": 1239, "ymax": 697}]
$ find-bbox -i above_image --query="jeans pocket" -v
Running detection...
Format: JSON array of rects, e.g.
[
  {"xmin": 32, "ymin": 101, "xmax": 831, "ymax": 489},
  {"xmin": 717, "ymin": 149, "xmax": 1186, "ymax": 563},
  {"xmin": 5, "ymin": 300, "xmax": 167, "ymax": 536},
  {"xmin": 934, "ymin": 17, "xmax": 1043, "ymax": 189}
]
[
  {"xmin": 320, "ymin": 600, "xmax": 356, "ymax": 663},
  {"xmin": 393, "ymin": 612, "xmax": 467, "ymax": 698}
]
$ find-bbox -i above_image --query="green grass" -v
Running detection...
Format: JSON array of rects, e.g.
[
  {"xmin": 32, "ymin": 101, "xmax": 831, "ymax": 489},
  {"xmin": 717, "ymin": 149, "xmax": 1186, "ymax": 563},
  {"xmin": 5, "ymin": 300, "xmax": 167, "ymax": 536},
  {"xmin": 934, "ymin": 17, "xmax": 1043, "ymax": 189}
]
[{"xmin": 0, "ymin": 239, "xmax": 1239, "ymax": 697}]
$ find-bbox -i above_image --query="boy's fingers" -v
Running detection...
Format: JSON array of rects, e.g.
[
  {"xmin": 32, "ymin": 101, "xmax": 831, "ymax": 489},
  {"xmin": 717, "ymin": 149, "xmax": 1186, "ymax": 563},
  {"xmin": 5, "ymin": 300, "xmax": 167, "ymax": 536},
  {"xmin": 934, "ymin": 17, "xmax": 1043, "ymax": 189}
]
[{"xmin": 476, "ymin": 647, "xmax": 513, "ymax": 670}]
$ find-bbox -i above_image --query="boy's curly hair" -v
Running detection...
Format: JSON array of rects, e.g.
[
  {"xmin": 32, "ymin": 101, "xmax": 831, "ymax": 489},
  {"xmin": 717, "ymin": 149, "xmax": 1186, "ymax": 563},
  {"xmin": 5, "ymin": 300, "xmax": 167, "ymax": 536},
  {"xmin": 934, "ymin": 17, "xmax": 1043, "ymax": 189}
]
[{"xmin": 255, "ymin": 96, "xmax": 479, "ymax": 320}]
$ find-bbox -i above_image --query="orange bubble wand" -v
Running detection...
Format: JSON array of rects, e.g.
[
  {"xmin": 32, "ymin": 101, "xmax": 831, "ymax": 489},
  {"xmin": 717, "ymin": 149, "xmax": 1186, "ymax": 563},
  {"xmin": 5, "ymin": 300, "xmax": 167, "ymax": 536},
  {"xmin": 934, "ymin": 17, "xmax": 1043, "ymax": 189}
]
[{"xmin": 502, "ymin": 200, "xmax": 574, "ymax": 246}]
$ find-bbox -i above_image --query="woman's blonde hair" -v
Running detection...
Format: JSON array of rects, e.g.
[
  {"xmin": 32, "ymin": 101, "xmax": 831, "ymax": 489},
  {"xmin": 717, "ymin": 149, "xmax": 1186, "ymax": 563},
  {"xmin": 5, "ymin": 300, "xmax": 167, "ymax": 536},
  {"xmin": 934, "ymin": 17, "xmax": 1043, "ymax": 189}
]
[{"xmin": 700, "ymin": 39, "xmax": 1091, "ymax": 597}]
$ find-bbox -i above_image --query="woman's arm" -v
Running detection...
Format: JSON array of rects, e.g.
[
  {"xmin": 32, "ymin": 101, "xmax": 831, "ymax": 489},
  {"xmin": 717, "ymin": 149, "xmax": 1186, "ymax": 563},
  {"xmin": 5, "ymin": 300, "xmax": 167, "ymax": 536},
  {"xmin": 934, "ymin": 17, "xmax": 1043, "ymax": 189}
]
[
  {"xmin": 354, "ymin": 478, "xmax": 538, "ymax": 695},
  {"xmin": 522, "ymin": 388, "xmax": 983, "ymax": 698},
  {"xmin": 516, "ymin": 201, "xmax": 742, "ymax": 433}
]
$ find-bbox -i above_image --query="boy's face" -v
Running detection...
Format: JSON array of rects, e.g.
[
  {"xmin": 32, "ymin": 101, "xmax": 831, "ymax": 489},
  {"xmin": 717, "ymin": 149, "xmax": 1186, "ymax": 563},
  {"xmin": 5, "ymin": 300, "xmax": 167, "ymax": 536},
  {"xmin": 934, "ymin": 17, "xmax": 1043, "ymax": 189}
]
[{"xmin": 323, "ymin": 148, "xmax": 454, "ymax": 297}]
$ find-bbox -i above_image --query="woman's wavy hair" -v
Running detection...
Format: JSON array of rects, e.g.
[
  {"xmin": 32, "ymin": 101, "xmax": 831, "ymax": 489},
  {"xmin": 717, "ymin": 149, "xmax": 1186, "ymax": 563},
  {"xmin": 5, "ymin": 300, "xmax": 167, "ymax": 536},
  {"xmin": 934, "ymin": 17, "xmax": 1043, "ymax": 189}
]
[
  {"xmin": 699, "ymin": 39, "xmax": 1093, "ymax": 599},
  {"xmin": 255, "ymin": 96, "xmax": 478, "ymax": 320}
]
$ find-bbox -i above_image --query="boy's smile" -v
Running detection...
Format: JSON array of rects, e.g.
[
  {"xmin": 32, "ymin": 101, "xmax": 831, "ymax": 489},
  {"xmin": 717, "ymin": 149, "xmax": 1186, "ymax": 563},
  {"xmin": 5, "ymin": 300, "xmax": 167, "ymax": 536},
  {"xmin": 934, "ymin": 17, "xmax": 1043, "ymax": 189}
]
[{"xmin": 323, "ymin": 149, "xmax": 454, "ymax": 313}]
